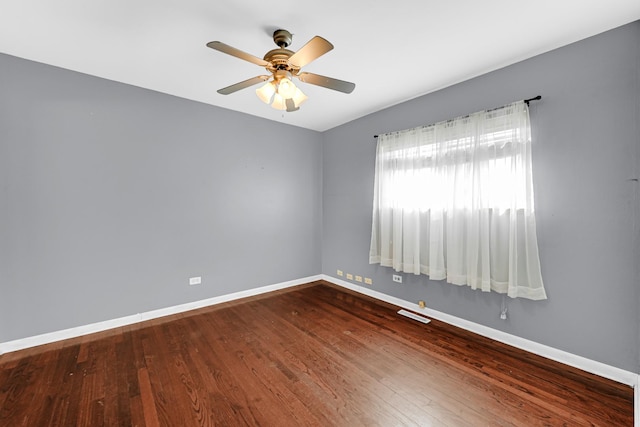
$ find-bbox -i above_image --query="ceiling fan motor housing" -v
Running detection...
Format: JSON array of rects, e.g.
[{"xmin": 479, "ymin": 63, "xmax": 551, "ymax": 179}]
[{"xmin": 263, "ymin": 49, "xmax": 298, "ymax": 73}]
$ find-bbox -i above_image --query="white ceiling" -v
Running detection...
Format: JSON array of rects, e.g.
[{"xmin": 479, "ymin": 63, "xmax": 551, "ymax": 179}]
[{"xmin": 1, "ymin": 1, "xmax": 639, "ymax": 132}]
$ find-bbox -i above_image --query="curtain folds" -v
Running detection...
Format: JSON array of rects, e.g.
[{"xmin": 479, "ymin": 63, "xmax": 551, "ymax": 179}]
[{"xmin": 369, "ymin": 101, "xmax": 546, "ymax": 300}]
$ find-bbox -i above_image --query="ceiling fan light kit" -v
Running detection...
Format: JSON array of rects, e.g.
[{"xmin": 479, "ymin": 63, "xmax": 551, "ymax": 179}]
[
  {"xmin": 255, "ymin": 70, "xmax": 308, "ymax": 110},
  {"xmin": 207, "ymin": 29, "xmax": 355, "ymax": 112}
]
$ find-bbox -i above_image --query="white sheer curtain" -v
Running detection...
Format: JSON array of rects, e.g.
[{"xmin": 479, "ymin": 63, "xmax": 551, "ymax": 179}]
[{"xmin": 369, "ymin": 101, "xmax": 546, "ymax": 300}]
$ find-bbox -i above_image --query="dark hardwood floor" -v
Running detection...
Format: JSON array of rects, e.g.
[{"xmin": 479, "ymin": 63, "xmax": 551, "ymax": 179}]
[{"xmin": 0, "ymin": 281, "xmax": 633, "ymax": 426}]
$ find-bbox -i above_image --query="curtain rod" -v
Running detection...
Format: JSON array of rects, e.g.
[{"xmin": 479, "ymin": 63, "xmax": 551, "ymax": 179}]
[
  {"xmin": 524, "ymin": 95, "xmax": 542, "ymax": 106},
  {"xmin": 373, "ymin": 96, "xmax": 542, "ymax": 138}
]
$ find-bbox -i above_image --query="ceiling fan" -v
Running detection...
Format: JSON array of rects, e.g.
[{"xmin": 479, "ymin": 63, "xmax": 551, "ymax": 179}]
[{"xmin": 206, "ymin": 29, "xmax": 355, "ymax": 112}]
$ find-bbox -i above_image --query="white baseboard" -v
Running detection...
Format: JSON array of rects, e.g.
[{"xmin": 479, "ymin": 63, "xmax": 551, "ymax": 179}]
[
  {"xmin": 0, "ymin": 275, "xmax": 322, "ymax": 355},
  {"xmin": 321, "ymin": 275, "xmax": 638, "ymax": 386}
]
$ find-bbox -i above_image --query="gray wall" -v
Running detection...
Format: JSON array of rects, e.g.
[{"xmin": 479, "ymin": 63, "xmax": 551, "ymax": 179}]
[
  {"xmin": 322, "ymin": 22, "xmax": 640, "ymax": 373},
  {"xmin": 0, "ymin": 54, "xmax": 323, "ymax": 342}
]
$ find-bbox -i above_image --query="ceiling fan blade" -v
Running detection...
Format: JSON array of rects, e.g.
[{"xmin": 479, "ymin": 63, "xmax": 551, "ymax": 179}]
[
  {"xmin": 297, "ymin": 72, "xmax": 355, "ymax": 94},
  {"xmin": 206, "ymin": 41, "xmax": 270, "ymax": 67},
  {"xmin": 217, "ymin": 75, "xmax": 271, "ymax": 95},
  {"xmin": 288, "ymin": 36, "xmax": 333, "ymax": 68}
]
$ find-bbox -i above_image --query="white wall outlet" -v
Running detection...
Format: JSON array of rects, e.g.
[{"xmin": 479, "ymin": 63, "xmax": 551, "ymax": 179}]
[
  {"xmin": 364, "ymin": 277, "xmax": 373, "ymax": 285},
  {"xmin": 392, "ymin": 274, "xmax": 402, "ymax": 283},
  {"xmin": 337, "ymin": 269, "xmax": 344, "ymax": 276},
  {"xmin": 346, "ymin": 273, "xmax": 354, "ymax": 280},
  {"xmin": 189, "ymin": 276, "xmax": 202, "ymax": 286},
  {"xmin": 355, "ymin": 275, "xmax": 363, "ymax": 282}
]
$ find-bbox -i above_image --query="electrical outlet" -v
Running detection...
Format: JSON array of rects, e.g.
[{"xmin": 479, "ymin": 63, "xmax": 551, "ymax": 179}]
[
  {"xmin": 189, "ymin": 276, "xmax": 202, "ymax": 286},
  {"xmin": 346, "ymin": 273, "xmax": 354, "ymax": 280},
  {"xmin": 337, "ymin": 269, "xmax": 344, "ymax": 277},
  {"xmin": 364, "ymin": 277, "xmax": 373, "ymax": 285},
  {"xmin": 355, "ymin": 275, "xmax": 363, "ymax": 282},
  {"xmin": 392, "ymin": 274, "xmax": 402, "ymax": 283},
  {"xmin": 418, "ymin": 300, "xmax": 426, "ymax": 308}
]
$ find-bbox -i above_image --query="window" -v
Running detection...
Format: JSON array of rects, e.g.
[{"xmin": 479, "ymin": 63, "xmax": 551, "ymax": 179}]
[{"xmin": 369, "ymin": 101, "xmax": 546, "ymax": 300}]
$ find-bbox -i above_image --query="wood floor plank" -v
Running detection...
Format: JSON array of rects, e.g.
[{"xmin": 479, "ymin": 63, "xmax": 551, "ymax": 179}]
[
  {"xmin": 0, "ymin": 281, "xmax": 634, "ymax": 426},
  {"xmin": 138, "ymin": 367, "xmax": 160, "ymax": 427}
]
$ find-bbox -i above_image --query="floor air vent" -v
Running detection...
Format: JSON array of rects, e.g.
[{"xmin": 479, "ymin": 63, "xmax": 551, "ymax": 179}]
[{"xmin": 397, "ymin": 309, "xmax": 431, "ymax": 324}]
